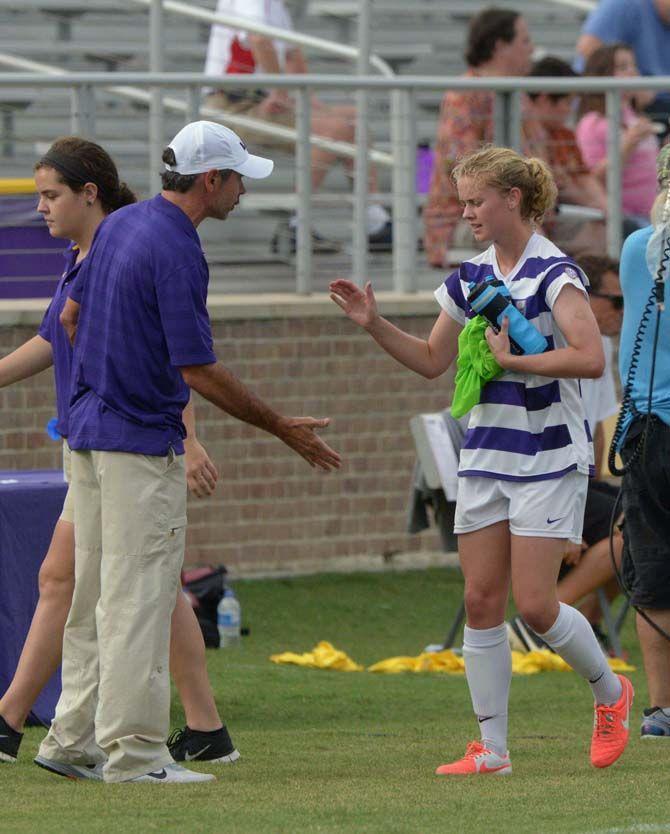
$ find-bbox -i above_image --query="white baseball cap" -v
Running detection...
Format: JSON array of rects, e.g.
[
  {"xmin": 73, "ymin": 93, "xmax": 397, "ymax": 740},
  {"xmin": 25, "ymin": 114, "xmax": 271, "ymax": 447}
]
[{"xmin": 165, "ymin": 120, "xmax": 274, "ymax": 179}]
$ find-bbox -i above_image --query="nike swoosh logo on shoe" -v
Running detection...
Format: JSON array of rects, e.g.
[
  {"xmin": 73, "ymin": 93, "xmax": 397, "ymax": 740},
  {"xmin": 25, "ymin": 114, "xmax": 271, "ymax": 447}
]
[
  {"xmin": 478, "ymin": 762, "xmax": 509, "ymax": 774},
  {"xmin": 185, "ymin": 745, "xmax": 211, "ymax": 761},
  {"xmin": 148, "ymin": 769, "xmax": 168, "ymax": 780}
]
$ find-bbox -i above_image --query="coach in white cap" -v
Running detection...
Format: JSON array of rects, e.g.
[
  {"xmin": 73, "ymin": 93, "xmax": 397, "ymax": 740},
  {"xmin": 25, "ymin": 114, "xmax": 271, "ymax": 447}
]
[
  {"xmin": 165, "ymin": 119, "xmax": 274, "ymax": 178},
  {"xmin": 38, "ymin": 121, "xmax": 340, "ymax": 785}
]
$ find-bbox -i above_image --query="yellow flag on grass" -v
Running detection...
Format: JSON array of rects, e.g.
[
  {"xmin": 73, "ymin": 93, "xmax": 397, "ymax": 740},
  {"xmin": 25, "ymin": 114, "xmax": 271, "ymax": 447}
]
[
  {"xmin": 270, "ymin": 643, "xmax": 635, "ymax": 675},
  {"xmin": 270, "ymin": 640, "xmax": 363, "ymax": 672},
  {"xmin": 368, "ymin": 650, "xmax": 465, "ymax": 674}
]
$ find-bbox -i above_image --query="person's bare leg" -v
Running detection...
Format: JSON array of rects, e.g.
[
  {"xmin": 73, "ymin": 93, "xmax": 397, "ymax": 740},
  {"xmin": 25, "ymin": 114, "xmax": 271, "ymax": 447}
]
[
  {"xmin": 576, "ymin": 592, "xmax": 602, "ymax": 624},
  {"xmin": 512, "ymin": 534, "xmax": 622, "ymax": 707},
  {"xmin": 310, "ymin": 110, "xmax": 354, "ymax": 191},
  {"xmin": 636, "ymin": 610, "xmax": 670, "ymax": 706},
  {"xmin": 0, "ymin": 518, "xmax": 223, "ymax": 735},
  {"xmin": 558, "ymin": 534, "xmax": 623, "ymax": 607},
  {"xmin": 511, "ymin": 535, "xmax": 564, "ymax": 633},
  {"xmin": 324, "ymin": 103, "xmax": 381, "ymax": 193},
  {"xmin": 459, "ymin": 521, "xmax": 511, "ymax": 628},
  {"xmin": 0, "ymin": 520, "xmax": 74, "ymax": 731},
  {"xmin": 170, "ymin": 591, "xmax": 222, "ymax": 732},
  {"xmin": 571, "ymin": 579, "xmax": 619, "ymax": 625}
]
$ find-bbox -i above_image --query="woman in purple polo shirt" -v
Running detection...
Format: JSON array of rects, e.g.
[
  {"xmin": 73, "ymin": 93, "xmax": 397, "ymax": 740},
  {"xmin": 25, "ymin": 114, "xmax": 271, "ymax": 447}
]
[
  {"xmin": 331, "ymin": 146, "xmax": 633, "ymax": 776},
  {"xmin": 0, "ymin": 137, "xmax": 237, "ymax": 767}
]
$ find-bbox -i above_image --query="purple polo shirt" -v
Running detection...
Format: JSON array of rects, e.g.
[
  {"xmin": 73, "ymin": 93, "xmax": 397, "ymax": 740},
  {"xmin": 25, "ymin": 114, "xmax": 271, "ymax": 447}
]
[
  {"xmin": 67, "ymin": 194, "xmax": 217, "ymax": 456},
  {"xmin": 37, "ymin": 244, "xmax": 81, "ymax": 438}
]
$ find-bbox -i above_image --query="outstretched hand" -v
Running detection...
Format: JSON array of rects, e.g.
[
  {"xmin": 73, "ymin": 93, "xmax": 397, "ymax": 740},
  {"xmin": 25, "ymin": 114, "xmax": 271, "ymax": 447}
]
[
  {"xmin": 184, "ymin": 438, "xmax": 219, "ymax": 498},
  {"xmin": 329, "ymin": 280, "xmax": 378, "ymax": 330},
  {"xmin": 276, "ymin": 416, "xmax": 341, "ymax": 471}
]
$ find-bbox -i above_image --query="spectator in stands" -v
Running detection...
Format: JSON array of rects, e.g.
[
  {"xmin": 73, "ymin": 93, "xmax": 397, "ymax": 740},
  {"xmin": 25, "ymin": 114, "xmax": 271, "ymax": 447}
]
[
  {"xmin": 575, "ymin": 0, "xmax": 670, "ymax": 125},
  {"xmin": 204, "ymin": 0, "xmax": 392, "ymax": 253},
  {"xmin": 526, "ymin": 56, "xmax": 608, "ymax": 254},
  {"xmin": 422, "ymin": 6, "xmax": 534, "ymax": 268},
  {"xmin": 576, "ymin": 44, "xmax": 659, "ymax": 236}
]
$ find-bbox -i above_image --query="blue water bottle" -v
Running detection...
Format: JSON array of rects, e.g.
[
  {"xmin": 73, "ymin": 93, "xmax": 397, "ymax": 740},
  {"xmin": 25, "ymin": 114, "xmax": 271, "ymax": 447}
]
[{"xmin": 467, "ymin": 278, "xmax": 548, "ymax": 356}]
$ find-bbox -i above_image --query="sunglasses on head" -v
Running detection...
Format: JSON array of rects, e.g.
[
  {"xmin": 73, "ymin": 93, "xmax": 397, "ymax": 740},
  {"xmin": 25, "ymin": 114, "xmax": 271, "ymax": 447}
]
[{"xmin": 589, "ymin": 291, "xmax": 624, "ymax": 310}]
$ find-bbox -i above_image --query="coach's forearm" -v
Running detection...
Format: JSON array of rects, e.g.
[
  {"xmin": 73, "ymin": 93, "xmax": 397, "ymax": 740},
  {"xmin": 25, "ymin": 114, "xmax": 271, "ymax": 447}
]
[{"xmin": 180, "ymin": 362, "xmax": 282, "ymax": 436}]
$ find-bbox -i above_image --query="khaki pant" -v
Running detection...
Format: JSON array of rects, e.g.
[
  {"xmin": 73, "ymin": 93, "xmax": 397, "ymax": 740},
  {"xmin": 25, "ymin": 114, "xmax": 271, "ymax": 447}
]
[
  {"xmin": 204, "ymin": 91, "xmax": 295, "ymax": 152},
  {"xmin": 39, "ymin": 449, "xmax": 187, "ymax": 782}
]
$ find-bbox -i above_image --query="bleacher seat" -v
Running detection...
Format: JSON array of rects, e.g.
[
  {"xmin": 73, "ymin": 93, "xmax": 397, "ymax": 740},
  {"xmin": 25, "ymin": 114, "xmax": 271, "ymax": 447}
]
[{"xmin": 0, "ymin": 0, "xmax": 589, "ymax": 290}]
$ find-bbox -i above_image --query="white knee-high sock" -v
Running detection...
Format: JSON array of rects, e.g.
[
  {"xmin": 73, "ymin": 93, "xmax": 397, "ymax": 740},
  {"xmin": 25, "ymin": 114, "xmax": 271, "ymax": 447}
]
[
  {"xmin": 538, "ymin": 603, "xmax": 622, "ymax": 705},
  {"xmin": 463, "ymin": 623, "xmax": 511, "ymax": 756}
]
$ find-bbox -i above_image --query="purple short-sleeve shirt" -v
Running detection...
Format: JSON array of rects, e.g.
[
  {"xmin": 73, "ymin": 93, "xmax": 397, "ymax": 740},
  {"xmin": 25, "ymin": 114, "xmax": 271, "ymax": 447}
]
[
  {"xmin": 37, "ymin": 244, "xmax": 81, "ymax": 438},
  {"xmin": 67, "ymin": 195, "xmax": 217, "ymax": 456}
]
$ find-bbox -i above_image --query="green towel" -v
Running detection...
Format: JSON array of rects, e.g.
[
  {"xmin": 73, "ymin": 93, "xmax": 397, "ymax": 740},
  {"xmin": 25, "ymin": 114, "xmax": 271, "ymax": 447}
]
[{"xmin": 450, "ymin": 316, "xmax": 504, "ymax": 419}]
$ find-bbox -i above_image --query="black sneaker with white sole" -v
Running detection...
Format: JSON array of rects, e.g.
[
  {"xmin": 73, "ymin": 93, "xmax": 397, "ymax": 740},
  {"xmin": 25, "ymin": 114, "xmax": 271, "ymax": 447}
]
[
  {"xmin": 34, "ymin": 755, "xmax": 104, "ymax": 781},
  {"xmin": 367, "ymin": 220, "xmax": 393, "ymax": 252},
  {"xmin": 167, "ymin": 725, "xmax": 240, "ymax": 764},
  {"xmin": 0, "ymin": 714, "xmax": 23, "ymax": 763},
  {"xmin": 270, "ymin": 221, "xmax": 342, "ymax": 256}
]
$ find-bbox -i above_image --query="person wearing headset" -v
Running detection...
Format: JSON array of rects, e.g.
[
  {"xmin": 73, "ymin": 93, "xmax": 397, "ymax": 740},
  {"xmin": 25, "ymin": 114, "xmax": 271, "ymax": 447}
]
[{"xmin": 617, "ymin": 143, "xmax": 670, "ymax": 739}]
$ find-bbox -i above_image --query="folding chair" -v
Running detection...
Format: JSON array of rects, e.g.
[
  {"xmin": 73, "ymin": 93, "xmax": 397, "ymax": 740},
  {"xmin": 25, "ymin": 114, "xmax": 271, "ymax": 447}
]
[{"xmin": 407, "ymin": 411, "xmax": 465, "ymax": 649}]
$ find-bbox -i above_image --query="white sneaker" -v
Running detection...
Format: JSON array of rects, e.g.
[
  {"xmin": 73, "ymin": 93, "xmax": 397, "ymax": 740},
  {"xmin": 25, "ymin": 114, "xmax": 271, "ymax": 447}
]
[
  {"xmin": 125, "ymin": 763, "xmax": 216, "ymax": 784},
  {"xmin": 34, "ymin": 755, "xmax": 104, "ymax": 781}
]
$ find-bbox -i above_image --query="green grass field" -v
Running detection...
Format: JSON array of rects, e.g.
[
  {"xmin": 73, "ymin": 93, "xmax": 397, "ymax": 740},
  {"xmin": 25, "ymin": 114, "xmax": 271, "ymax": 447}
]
[{"xmin": 5, "ymin": 568, "xmax": 670, "ymax": 834}]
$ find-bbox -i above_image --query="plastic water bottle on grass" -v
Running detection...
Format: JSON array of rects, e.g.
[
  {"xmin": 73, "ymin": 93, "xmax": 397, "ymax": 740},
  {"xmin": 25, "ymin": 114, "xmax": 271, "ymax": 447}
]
[{"xmin": 217, "ymin": 588, "xmax": 241, "ymax": 648}]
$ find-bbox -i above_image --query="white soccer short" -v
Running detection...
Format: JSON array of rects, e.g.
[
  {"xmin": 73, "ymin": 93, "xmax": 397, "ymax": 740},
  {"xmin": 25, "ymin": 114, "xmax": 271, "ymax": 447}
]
[{"xmin": 453, "ymin": 469, "xmax": 587, "ymax": 543}]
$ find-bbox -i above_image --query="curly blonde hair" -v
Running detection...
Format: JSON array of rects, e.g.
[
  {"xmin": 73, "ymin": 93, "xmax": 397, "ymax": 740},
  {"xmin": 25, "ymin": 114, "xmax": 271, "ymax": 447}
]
[{"xmin": 452, "ymin": 146, "xmax": 558, "ymax": 224}]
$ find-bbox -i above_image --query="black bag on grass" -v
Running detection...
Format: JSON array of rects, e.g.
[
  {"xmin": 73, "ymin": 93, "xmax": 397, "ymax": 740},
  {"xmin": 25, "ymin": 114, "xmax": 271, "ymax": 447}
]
[{"xmin": 181, "ymin": 565, "xmax": 227, "ymax": 648}]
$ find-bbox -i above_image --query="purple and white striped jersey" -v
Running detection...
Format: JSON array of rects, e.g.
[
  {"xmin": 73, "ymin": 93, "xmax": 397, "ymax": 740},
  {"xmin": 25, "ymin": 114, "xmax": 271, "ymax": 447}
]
[{"xmin": 435, "ymin": 233, "xmax": 594, "ymax": 483}]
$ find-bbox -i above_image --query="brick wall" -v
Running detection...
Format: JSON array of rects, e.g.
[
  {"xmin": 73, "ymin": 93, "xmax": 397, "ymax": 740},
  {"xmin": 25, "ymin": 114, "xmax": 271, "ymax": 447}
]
[{"xmin": 0, "ymin": 295, "xmax": 455, "ymax": 575}]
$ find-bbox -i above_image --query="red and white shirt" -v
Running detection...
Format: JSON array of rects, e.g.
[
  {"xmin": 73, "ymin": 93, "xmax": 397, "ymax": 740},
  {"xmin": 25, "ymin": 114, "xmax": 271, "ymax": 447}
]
[{"xmin": 205, "ymin": 0, "xmax": 293, "ymax": 77}]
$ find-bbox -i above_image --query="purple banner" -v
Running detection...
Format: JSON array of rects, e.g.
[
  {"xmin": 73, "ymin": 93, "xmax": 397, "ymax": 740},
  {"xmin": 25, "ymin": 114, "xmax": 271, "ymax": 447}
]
[{"xmin": 1, "ymin": 196, "xmax": 66, "ymax": 298}]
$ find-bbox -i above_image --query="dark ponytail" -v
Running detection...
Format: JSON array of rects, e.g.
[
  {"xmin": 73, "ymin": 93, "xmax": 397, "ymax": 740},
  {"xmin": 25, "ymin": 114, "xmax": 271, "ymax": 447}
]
[
  {"xmin": 116, "ymin": 182, "xmax": 136, "ymax": 210},
  {"xmin": 35, "ymin": 136, "xmax": 137, "ymax": 214}
]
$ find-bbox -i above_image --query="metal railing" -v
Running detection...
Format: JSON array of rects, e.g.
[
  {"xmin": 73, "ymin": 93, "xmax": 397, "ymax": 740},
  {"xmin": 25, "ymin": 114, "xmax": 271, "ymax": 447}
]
[
  {"xmin": 0, "ymin": 70, "xmax": 663, "ymax": 292},
  {"xmin": 125, "ymin": 0, "xmax": 391, "ymax": 279},
  {"xmin": 125, "ymin": 0, "xmax": 394, "ymax": 78},
  {"xmin": 544, "ymin": 0, "xmax": 595, "ymax": 11}
]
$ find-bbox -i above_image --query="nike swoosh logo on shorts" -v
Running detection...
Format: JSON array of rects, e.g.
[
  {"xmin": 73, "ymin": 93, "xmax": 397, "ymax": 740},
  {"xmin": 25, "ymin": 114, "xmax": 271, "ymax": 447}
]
[
  {"xmin": 185, "ymin": 745, "xmax": 211, "ymax": 761},
  {"xmin": 546, "ymin": 516, "xmax": 566, "ymax": 524}
]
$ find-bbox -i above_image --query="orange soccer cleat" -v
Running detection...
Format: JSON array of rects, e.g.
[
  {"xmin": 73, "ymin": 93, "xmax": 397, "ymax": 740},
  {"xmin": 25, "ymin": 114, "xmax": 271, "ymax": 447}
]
[
  {"xmin": 591, "ymin": 674, "xmax": 634, "ymax": 768},
  {"xmin": 435, "ymin": 741, "xmax": 512, "ymax": 776}
]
